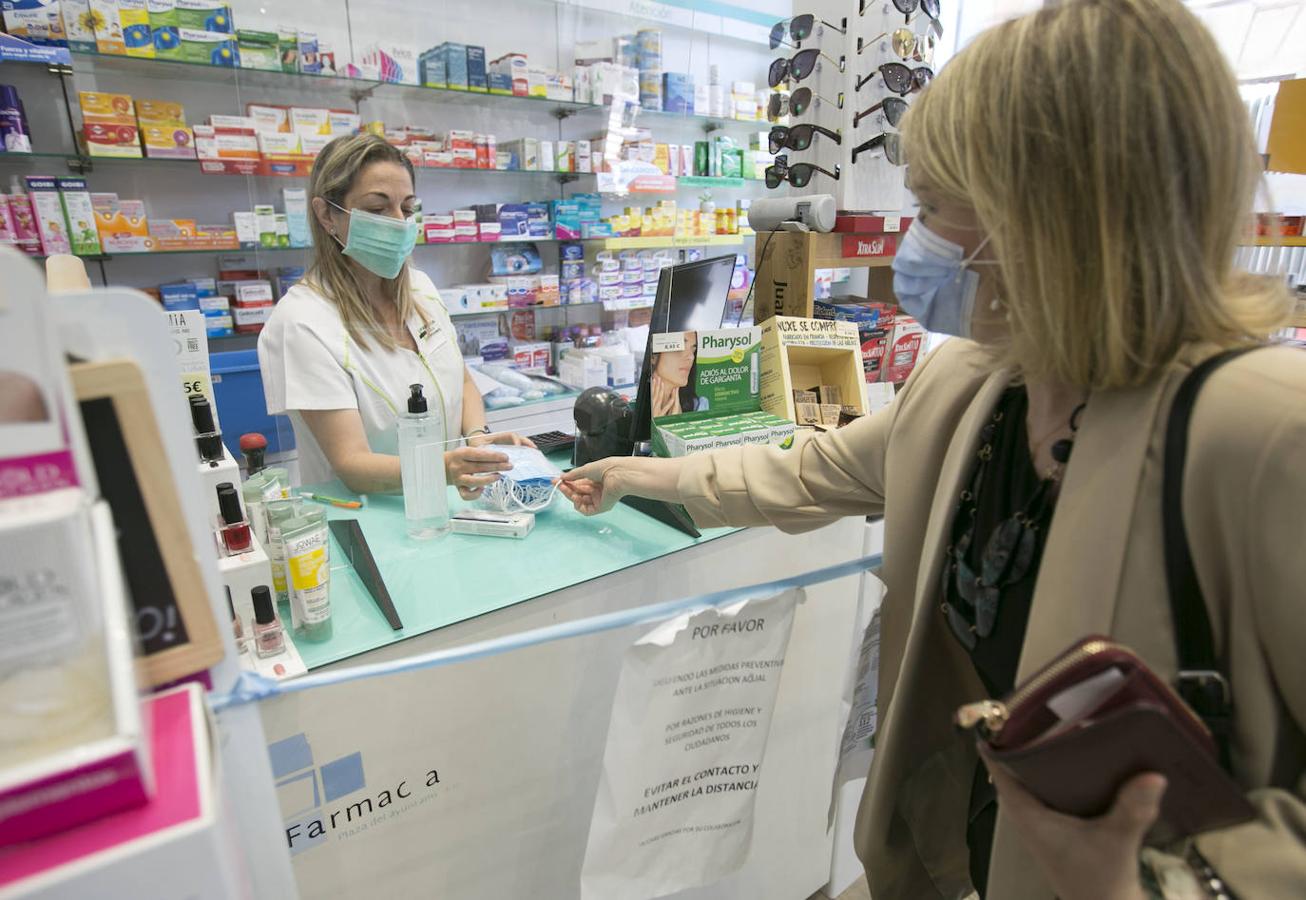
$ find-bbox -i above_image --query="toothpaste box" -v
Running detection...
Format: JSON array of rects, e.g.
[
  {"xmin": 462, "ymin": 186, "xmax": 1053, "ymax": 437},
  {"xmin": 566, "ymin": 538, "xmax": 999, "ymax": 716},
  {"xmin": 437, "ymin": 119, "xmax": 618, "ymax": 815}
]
[
  {"xmin": 56, "ymin": 177, "xmax": 102, "ymax": 255},
  {"xmin": 24, "ymin": 176, "xmax": 72, "ymax": 256},
  {"xmin": 3, "ymin": 0, "xmax": 67, "ymax": 47}
]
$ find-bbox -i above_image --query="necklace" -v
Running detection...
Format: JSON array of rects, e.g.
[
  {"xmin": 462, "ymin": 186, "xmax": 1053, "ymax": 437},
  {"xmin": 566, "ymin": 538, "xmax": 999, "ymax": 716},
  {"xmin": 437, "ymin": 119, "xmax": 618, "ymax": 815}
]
[{"xmin": 939, "ymin": 392, "xmax": 1088, "ymax": 650}]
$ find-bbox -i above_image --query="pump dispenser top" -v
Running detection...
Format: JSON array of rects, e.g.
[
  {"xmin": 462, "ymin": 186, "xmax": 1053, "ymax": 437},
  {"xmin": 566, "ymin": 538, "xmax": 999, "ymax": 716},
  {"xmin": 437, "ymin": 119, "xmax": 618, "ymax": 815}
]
[{"xmin": 408, "ymin": 384, "xmax": 428, "ymax": 414}]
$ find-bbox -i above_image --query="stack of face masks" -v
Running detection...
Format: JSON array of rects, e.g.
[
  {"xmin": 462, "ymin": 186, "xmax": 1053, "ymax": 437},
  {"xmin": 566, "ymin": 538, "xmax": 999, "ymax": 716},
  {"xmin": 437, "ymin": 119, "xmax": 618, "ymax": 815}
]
[{"xmin": 479, "ymin": 445, "xmax": 563, "ymax": 513}]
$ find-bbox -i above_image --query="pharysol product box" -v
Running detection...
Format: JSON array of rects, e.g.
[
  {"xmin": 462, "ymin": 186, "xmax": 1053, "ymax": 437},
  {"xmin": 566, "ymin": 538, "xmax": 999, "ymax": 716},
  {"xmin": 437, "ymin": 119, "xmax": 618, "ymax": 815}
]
[{"xmin": 692, "ymin": 327, "xmax": 762, "ymax": 414}]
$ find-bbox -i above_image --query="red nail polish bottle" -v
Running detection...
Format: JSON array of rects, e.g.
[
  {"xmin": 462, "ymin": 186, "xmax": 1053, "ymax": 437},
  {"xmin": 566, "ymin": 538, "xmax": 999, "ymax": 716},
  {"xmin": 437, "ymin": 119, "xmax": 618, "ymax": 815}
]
[{"xmin": 217, "ymin": 482, "xmax": 252, "ymax": 555}]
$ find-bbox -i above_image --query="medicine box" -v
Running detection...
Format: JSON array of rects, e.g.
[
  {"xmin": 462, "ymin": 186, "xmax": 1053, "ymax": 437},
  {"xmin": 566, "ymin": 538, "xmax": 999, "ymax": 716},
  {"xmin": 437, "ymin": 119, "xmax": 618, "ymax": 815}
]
[
  {"xmin": 62, "ymin": 0, "xmax": 97, "ymax": 52},
  {"xmin": 24, "ymin": 176, "xmax": 72, "ymax": 256},
  {"xmin": 175, "ymin": 0, "xmax": 231, "ymax": 32},
  {"xmin": 177, "ymin": 28, "xmax": 237, "ymax": 65},
  {"xmin": 466, "ymin": 44, "xmax": 487, "ymax": 92},
  {"xmin": 2, "ymin": 0, "xmax": 68, "ymax": 47}
]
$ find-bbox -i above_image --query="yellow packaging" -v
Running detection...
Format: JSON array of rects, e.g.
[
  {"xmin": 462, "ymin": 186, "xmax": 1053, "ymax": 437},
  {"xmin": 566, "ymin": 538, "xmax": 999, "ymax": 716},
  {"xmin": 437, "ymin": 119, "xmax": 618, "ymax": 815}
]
[
  {"xmin": 135, "ymin": 98, "xmax": 186, "ymax": 125},
  {"xmin": 118, "ymin": 0, "xmax": 153, "ymax": 58},
  {"xmin": 653, "ymin": 142, "xmax": 669, "ymax": 175},
  {"xmin": 79, "ymin": 90, "xmax": 136, "ymax": 118}
]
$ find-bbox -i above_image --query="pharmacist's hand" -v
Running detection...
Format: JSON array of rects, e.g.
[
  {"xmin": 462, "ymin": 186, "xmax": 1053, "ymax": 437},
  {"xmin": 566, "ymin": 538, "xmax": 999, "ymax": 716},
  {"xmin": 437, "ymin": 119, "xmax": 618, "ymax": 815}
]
[
  {"xmin": 466, "ymin": 430, "xmax": 537, "ymax": 450},
  {"xmin": 445, "ymin": 446, "xmax": 511, "ymax": 501},
  {"xmin": 558, "ymin": 459, "xmax": 624, "ymax": 515}
]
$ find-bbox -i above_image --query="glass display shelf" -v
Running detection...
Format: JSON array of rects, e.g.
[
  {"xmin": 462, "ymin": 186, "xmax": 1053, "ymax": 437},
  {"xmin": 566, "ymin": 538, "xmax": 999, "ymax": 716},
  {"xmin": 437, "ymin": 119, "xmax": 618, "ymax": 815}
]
[
  {"xmin": 1245, "ymin": 235, "xmax": 1306, "ymax": 247},
  {"xmin": 34, "ymin": 233, "xmax": 749, "ymax": 262},
  {"xmin": 63, "ymin": 50, "xmax": 771, "ymax": 129}
]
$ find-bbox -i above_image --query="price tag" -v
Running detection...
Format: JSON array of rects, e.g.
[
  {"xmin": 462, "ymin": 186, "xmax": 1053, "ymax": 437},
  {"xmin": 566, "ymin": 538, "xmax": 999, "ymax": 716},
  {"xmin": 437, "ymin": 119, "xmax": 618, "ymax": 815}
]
[
  {"xmin": 883, "ymin": 216, "xmax": 902, "ymax": 233},
  {"xmin": 166, "ymin": 310, "xmax": 215, "ymax": 422},
  {"xmin": 651, "ymin": 332, "xmax": 687, "ymax": 353}
]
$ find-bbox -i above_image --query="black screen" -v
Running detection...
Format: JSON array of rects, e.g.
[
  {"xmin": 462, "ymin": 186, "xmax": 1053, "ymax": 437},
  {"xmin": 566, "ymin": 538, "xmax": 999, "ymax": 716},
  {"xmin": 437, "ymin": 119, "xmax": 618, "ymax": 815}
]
[{"xmin": 632, "ymin": 254, "xmax": 737, "ymax": 443}]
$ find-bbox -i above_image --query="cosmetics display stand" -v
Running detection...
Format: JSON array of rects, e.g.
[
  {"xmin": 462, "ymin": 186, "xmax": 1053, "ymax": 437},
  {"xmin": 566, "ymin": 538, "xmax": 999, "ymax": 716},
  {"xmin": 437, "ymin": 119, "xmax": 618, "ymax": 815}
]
[{"xmin": 43, "ymin": 264, "xmax": 298, "ymax": 899}]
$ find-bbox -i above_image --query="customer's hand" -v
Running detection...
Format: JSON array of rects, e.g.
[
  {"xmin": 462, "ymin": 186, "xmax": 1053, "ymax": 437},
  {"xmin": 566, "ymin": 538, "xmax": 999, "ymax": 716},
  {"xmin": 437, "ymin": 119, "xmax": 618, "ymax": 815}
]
[
  {"xmin": 445, "ymin": 446, "xmax": 511, "ymax": 501},
  {"xmin": 980, "ymin": 746, "xmax": 1164, "ymax": 900},
  {"xmin": 558, "ymin": 459, "xmax": 625, "ymax": 515}
]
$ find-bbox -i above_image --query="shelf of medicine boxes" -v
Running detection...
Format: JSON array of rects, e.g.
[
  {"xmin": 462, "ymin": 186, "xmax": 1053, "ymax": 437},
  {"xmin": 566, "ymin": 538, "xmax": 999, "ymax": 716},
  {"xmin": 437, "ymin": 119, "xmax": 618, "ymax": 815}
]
[
  {"xmin": 60, "ymin": 50, "xmax": 769, "ymax": 133},
  {"xmin": 29, "ymin": 232, "xmax": 749, "ymax": 262},
  {"xmin": 0, "ymin": 153, "xmax": 764, "ymax": 192}
]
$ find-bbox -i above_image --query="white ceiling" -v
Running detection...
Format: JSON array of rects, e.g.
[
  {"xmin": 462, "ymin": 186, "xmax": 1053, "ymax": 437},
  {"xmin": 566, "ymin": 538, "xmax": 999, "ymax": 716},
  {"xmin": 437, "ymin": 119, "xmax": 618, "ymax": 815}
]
[{"xmin": 1189, "ymin": 0, "xmax": 1306, "ymax": 81}]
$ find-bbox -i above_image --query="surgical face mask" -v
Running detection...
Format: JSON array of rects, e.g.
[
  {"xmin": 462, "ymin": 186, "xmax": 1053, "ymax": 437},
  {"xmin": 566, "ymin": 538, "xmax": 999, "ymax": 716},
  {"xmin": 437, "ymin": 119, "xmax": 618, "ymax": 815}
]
[
  {"xmin": 479, "ymin": 445, "xmax": 563, "ymax": 513},
  {"xmin": 891, "ymin": 221, "xmax": 996, "ymax": 339},
  {"xmin": 328, "ymin": 200, "xmax": 418, "ymax": 280}
]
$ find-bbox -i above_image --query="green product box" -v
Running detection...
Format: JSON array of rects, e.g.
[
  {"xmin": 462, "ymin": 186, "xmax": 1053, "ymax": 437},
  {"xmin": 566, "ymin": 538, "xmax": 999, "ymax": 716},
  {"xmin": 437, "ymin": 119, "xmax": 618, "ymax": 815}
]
[
  {"xmin": 175, "ymin": 0, "xmax": 231, "ymax": 32},
  {"xmin": 694, "ymin": 327, "xmax": 762, "ymax": 415},
  {"xmin": 177, "ymin": 27, "xmax": 237, "ymax": 65},
  {"xmin": 694, "ymin": 141, "xmax": 709, "ymax": 177},
  {"xmin": 57, "ymin": 177, "xmax": 102, "ymax": 256},
  {"xmin": 147, "ymin": 0, "xmax": 181, "ymax": 59},
  {"xmin": 277, "ymin": 25, "xmax": 297, "ymax": 71},
  {"xmin": 254, "ymin": 204, "xmax": 276, "ymax": 248},
  {"xmin": 237, "ymin": 31, "xmax": 280, "ymax": 70},
  {"xmin": 720, "ymin": 148, "xmax": 743, "ymax": 179}
]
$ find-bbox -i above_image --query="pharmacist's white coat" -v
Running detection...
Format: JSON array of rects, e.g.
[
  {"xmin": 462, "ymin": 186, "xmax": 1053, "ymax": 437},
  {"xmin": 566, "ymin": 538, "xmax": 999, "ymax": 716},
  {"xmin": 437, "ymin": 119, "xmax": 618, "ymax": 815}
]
[{"xmin": 258, "ymin": 268, "xmax": 464, "ymax": 486}]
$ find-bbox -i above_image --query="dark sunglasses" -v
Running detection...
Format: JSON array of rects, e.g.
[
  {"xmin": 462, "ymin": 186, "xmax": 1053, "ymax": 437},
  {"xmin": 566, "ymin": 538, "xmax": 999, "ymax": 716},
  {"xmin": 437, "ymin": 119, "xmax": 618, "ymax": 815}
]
[
  {"xmin": 851, "ymin": 133, "xmax": 904, "ymax": 166},
  {"xmin": 859, "ymin": 0, "xmax": 939, "ymax": 16},
  {"xmin": 768, "ymin": 86, "xmax": 845, "ymax": 122},
  {"xmin": 853, "ymin": 96, "xmax": 907, "ymax": 129},
  {"xmin": 855, "ymin": 62, "xmax": 933, "ymax": 95},
  {"xmin": 769, "ymin": 48, "xmax": 846, "ymax": 88},
  {"xmin": 769, "ymin": 123, "xmax": 842, "ymax": 153},
  {"xmin": 769, "ymin": 13, "xmax": 848, "ymax": 50},
  {"xmin": 765, "ymin": 161, "xmax": 840, "ymax": 189}
]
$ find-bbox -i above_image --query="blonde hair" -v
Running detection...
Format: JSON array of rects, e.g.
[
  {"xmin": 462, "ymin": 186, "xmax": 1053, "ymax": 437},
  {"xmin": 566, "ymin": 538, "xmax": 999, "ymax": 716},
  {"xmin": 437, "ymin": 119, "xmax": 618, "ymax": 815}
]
[
  {"xmin": 305, "ymin": 134, "xmax": 426, "ymax": 351},
  {"xmin": 902, "ymin": 0, "xmax": 1292, "ymax": 389}
]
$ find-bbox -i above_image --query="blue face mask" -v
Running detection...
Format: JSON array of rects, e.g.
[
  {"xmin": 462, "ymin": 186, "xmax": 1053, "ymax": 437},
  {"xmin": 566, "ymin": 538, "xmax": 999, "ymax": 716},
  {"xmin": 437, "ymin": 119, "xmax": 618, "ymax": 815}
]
[
  {"xmin": 329, "ymin": 201, "xmax": 418, "ymax": 280},
  {"xmin": 891, "ymin": 222, "xmax": 994, "ymax": 339}
]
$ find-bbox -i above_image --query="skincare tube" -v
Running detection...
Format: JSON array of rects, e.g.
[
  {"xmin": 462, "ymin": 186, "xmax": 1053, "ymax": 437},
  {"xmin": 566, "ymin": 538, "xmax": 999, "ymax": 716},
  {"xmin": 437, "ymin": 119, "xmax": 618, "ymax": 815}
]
[
  {"xmin": 282, "ymin": 507, "xmax": 331, "ymax": 641},
  {"xmin": 264, "ymin": 499, "xmax": 297, "ymax": 612},
  {"xmin": 242, "ymin": 473, "xmax": 270, "ymax": 546}
]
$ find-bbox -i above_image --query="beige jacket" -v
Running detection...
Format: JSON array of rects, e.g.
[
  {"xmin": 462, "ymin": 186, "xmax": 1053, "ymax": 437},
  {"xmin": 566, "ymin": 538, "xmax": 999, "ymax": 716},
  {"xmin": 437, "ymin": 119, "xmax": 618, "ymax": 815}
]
[{"xmin": 678, "ymin": 339, "xmax": 1306, "ymax": 898}]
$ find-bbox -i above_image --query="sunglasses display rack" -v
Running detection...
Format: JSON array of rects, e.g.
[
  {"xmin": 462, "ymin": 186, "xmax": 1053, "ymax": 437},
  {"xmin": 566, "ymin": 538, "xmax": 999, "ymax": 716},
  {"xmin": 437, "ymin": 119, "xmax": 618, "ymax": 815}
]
[{"xmin": 763, "ymin": 0, "xmax": 944, "ymax": 213}]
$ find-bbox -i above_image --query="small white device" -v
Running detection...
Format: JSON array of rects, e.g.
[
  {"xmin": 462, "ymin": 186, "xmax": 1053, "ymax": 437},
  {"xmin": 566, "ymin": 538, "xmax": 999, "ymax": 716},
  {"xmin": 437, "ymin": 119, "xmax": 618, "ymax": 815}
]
[
  {"xmin": 451, "ymin": 509, "xmax": 535, "ymax": 539},
  {"xmin": 747, "ymin": 194, "xmax": 836, "ymax": 233}
]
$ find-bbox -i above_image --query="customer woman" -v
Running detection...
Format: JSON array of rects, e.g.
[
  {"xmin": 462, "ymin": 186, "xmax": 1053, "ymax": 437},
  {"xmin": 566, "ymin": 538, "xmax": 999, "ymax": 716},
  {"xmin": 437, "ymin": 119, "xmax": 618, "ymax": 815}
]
[
  {"xmin": 560, "ymin": 0, "xmax": 1306, "ymax": 896},
  {"xmin": 260, "ymin": 134, "xmax": 530, "ymax": 496}
]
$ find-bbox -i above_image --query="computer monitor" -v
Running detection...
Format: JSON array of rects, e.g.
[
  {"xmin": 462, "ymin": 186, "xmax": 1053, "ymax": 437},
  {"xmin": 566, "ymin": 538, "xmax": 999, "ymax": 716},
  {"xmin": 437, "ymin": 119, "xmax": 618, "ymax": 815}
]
[{"xmin": 631, "ymin": 254, "xmax": 737, "ymax": 444}]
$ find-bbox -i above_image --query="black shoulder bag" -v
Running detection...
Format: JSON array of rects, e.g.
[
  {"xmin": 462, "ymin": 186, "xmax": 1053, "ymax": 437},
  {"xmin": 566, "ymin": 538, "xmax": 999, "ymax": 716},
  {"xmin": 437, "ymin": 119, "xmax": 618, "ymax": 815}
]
[{"xmin": 1163, "ymin": 347, "xmax": 1262, "ymax": 773}]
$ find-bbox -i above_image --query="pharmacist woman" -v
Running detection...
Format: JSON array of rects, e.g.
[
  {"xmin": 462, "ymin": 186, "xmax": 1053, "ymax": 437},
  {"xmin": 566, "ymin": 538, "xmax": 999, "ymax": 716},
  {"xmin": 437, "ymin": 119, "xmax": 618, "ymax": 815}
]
[{"xmin": 259, "ymin": 133, "xmax": 530, "ymax": 497}]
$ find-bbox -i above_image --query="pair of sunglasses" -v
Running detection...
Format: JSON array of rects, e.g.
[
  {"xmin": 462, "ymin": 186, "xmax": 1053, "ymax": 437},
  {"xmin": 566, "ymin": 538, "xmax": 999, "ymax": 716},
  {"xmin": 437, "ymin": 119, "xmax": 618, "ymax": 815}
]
[
  {"xmin": 860, "ymin": 0, "xmax": 946, "ymax": 37},
  {"xmin": 765, "ymin": 161, "xmax": 841, "ymax": 189},
  {"xmin": 852, "ymin": 133, "xmax": 904, "ymax": 166},
  {"xmin": 853, "ymin": 96, "xmax": 907, "ymax": 129},
  {"xmin": 768, "ymin": 49, "xmax": 846, "ymax": 88},
  {"xmin": 767, "ymin": 87, "xmax": 845, "ymax": 122},
  {"xmin": 769, "ymin": 13, "xmax": 847, "ymax": 49},
  {"xmin": 769, "ymin": 123, "xmax": 842, "ymax": 153},
  {"xmin": 855, "ymin": 62, "xmax": 933, "ymax": 95},
  {"xmin": 858, "ymin": 27, "xmax": 935, "ymax": 62}
]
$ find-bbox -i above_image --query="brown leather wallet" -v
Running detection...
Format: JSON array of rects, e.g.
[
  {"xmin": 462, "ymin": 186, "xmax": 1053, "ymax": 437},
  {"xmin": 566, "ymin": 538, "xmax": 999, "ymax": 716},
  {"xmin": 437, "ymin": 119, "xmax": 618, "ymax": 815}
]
[{"xmin": 956, "ymin": 636, "xmax": 1256, "ymax": 842}]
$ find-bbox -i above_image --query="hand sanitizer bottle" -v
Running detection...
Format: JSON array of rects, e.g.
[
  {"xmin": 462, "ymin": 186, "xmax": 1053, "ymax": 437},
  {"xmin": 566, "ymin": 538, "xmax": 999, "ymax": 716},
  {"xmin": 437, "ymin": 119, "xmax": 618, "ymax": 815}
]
[{"xmin": 397, "ymin": 383, "xmax": 450, "ymax": 540}]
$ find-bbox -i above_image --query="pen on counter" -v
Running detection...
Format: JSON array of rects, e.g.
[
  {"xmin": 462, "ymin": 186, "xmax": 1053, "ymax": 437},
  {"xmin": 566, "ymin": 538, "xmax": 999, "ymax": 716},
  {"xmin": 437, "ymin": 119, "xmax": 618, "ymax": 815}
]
[{"xmin": 298, "ymin": 491, "xmax": 364, "ymax": 510}]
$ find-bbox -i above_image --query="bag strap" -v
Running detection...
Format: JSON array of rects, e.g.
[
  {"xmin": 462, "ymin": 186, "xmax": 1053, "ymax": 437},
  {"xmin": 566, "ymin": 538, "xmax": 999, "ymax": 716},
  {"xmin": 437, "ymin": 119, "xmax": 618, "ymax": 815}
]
[{"xmin": 1162, "ymin": 346, "xmax": 1260, "ymax": 771}]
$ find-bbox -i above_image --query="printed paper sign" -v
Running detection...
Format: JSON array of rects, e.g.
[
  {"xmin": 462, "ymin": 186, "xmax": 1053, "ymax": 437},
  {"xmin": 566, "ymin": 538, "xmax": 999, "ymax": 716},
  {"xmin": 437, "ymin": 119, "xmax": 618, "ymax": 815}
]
[
  {"xmin": 581, "ymin": 589, "xmax": 800, "ymax": 900},
  {"xmin": 166, "ymin": 310, "xmax": 215, "ymax": 419},
  {"xmin": 651, "ymin": 332, "xmax": 686, "ymax": 354}
]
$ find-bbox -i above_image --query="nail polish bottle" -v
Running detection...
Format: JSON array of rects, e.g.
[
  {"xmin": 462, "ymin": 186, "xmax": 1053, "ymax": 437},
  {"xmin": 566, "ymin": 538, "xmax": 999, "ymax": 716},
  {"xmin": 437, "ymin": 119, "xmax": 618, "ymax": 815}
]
[
  {"xmin": 251, "ymin": 585, "xmax": 284, "ymax": 658},
  {"xmin": 216, "ymin": 482, "xmax": 252, "ymax": 554},
  {"xmin": 226, "ymin": 586, "xmax": 248, "ymax": 654},
  {"xmin": 190, "ymin": 395, "xmax": 224, "ymax": 464}
]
